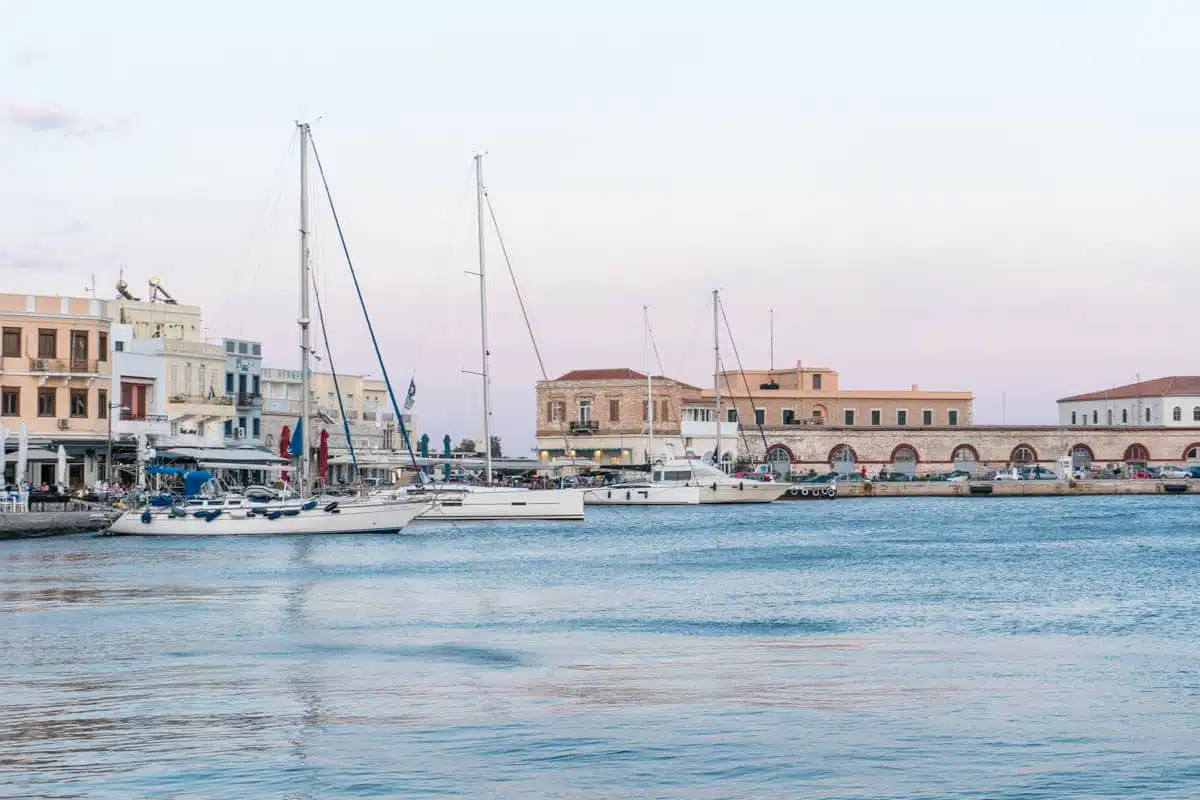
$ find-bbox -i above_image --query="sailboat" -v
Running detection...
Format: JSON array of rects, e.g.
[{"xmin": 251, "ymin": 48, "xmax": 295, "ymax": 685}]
[
  {"xmin": 108, "ymin": 123, "xmax": 430, "ymax": 536},
  {"xmin": 584, "ymin": 307, "xmax": 699, "ymax": 506},
  {"xmin": 401, "ymin": 154, "xmax": 583, "ymax": 522}
]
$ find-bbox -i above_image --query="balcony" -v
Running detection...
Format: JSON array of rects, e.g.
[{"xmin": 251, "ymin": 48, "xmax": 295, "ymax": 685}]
[
  {"xmin": 70, "ymin": 358, "xmax": 99, "ymax": 373},
  {"xmin": 680, "ymin": 420, "xmax": 739, "ymax": 438},
  {"xmin": 170, "ymin": 394, "xmax": 233, "ymax": 406},
  {"xmin": 569, "ymin": 420, "xmax": 600, "ymax": 434},
  {"xmin": 235, "ymin": 392, "xmax": 262, "ymax": 409},
  {"xmin": 116, "ymin": 413, "xmax": 171, "ymax": 439}
]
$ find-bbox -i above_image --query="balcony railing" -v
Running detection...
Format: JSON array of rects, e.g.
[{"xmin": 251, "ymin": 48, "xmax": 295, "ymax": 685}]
[
  {"xmin": 569, "ymin": 420, "xmax": 600, "ymax": 434},
  {"xmin": 30, "ymin": 357, "xmax": 67, "ymax": 372},
  {"xmin": 235, "ymin": 392, "xmax": 262, "ymax": 408},
  {"xmin": 70, "ymin": 358, "xmax": 98, "ymax": 373},
  {"xmin": 169, "ymin": 394, "xmax": 234, "ymax": 406},
  {"xmin": 120, "ymin": 411, "xmax": 168, "ymax": 422}
]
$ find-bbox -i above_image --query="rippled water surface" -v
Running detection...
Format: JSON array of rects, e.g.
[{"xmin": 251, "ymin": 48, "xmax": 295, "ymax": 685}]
[{"xmin": 3, "ymin": 497, "xmax": 1199, "ymax": 798}]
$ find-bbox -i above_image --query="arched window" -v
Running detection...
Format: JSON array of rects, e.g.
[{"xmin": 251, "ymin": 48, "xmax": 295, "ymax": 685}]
[
  {"xmin": 1070, "ymin": 444, "xmax": 1094, "ymax": 470},
  {"xmin": 1184, "ymin": 444, "xmax": 1199, "ymax": 462},
  {"xmin": 829, "ymin": 444, "xmax": 856, "ymax": 474},
  {"xmin": 1107, "ymin": 409, "xmax": 1112, "ymax": 425},
  {"xmin": 1124, "ymin": 443, "xmax": 1150, "ymax": 463},
  {"xmin": 811, "ymin": 404, "xmax": 827, "ymax": 420},
  {"xmin": 1173, "ymin": 406, "xmax": 1182, "ymax": 422},
  {"xmin": 890, "ymin": 444, "xmax": 919, "ymax": 475},
  {"xmin": 1145, "ymin": 407, "xmax": 1152, "ymax": 423},
  {"xmin": 765, "ymin": 444, "xmax": 793, "ymax": 477},
  {"xmin": 1011, "ymin": 445, "xmax": 1037, "ymax": 465}
]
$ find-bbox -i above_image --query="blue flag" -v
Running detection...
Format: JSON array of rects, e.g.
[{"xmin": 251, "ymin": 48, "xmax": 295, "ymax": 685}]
[
  {"xmin": 288, "ymin": 418, "xmax": 303, "ymax": 457},
  {"xmin": 403, "ymin": 377, "xmax": 416, "ymax": 411}
]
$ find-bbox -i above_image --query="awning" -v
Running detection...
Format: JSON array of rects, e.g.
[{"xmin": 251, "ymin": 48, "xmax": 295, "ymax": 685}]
[
  {"xmin": 159, "ymin": 447, "xmax": 287, "ymax": 464},
  {"xmin": 197, "ymin": 460, "xmax": 286, "ymax": 472}
]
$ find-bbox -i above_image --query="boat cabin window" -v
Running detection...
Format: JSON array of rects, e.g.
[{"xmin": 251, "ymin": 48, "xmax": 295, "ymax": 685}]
[{"xmin": 663, "ymin": 470, "xmax": 693, "ymax": 481}]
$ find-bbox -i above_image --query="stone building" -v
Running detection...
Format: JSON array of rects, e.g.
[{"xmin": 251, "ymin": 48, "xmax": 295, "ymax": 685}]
[{"xmin": 1058, "ymin": 376, "xmax": 1200, "ymax": 428}]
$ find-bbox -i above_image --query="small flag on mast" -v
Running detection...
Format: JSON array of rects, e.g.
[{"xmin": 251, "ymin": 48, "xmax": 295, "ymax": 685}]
[{"xmin": 403, "ymin": 377, "xmax": 416, "ymax": 411}]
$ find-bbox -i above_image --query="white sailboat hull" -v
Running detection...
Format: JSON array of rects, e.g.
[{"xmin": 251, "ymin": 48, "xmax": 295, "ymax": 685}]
[
  {"xmin": 408, "ymin": 487, "xmax": 584, "ymax": 521},
  {"xmin": 584, "ymin": 485, "xmax": 700, "ymax": 505},
  {"xmin": 696, "ymin": 481, "xmax": 790, "ymax": 504},
  {"xmin": 107, "ymin": 499, "xmax": 429, "ymax": 536}
]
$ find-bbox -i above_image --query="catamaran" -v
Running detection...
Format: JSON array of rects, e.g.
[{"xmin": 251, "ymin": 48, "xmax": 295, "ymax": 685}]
[{"xmin": 108, "ymin": 123, "xmax": 430, "ymax": 535}]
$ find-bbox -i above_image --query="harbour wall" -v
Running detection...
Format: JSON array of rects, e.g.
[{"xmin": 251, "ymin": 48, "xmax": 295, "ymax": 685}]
[{"xmin": 835, "ymin": 480, "xmax": 1197, "ymax": 498}]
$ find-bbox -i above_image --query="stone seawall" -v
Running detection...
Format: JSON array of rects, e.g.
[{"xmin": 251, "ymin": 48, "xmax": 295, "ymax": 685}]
[
  {"xmin": 0, "ymin": 512, "xmax": 117, "ymax": 539},
  {"xmin": 836, "ymin": 480, "xmax": 1196, "ymax": 498}
]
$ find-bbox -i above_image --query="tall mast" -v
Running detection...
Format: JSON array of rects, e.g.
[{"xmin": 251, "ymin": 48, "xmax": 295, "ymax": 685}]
[
  {"xmin": 713, "ymin": 289, "xmax": 721, "ymax": 469},
  {"xmin": 475, "ymin": 154, "xmax": 493, "ymax": 483},
  {"xmin": 645, "ymin": 305, "xmax": 653, "ymax": 465},
  {"xmin": 297, "ymin": 121, "xmax": 312, "ymax": 496},
  {"xmin": 769, "ymin": 308, "xmax": 774, "ymax": 372}
]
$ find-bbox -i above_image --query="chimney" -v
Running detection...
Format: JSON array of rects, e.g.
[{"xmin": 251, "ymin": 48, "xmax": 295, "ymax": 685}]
[{"xmin": 911, "ymin": 384, "xmax": 918, "ymax": 391}]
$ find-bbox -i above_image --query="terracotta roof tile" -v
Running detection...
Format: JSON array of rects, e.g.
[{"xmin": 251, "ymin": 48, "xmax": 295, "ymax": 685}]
[
  {"xmin": 1058, "ymin": 376, "xmax": 1200, "ymax": 402},
  {"xmin": 553, "ymin": 368, "xmax": 647, "ymax": 381}
]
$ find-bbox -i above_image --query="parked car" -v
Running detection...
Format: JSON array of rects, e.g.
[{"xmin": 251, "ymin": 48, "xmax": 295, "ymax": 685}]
[
  {"xmin": 1189, "ymin": 466, "xmax": 1200, "ymax": 479},
  {"xmin": 1130, "ymin": 468, "xmax": 1153, "ymax": 479},
  {"xmin": 1158, "ymin": 465, "xmax": 1191, "ymax": 479},
  {"xmin": 875, "ymin": 472, "xmax": 913, "ymax": 482},
  {"xmin": 992, "ymin": 469, "xmax": 1022, "ymax": 481}
]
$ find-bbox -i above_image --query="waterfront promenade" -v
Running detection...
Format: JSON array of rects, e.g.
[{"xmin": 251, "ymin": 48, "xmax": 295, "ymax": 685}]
[{"xmin": 836, "ymin": 479, "xmax": 1196, "ymax": 498}]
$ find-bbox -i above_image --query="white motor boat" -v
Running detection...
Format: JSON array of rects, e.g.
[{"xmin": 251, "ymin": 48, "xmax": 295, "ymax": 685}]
[{"xmin": 651, "ymin": 458, "xmax": 790, "ymax": 504}]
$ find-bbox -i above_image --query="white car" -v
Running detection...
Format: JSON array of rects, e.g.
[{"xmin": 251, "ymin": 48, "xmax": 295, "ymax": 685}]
[
  {"xmin": 993, "ymin": 469, "xmax": 1022, "ymax": 481},
  {"xmin": 1158, "ymin": 465, "xmax": 1191, "ymax": 479}
]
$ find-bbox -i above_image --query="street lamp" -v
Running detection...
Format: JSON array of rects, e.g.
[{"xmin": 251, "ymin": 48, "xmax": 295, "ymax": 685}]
[{"xmin": 106, "ymin": 402, "xmax": 130, "ymax": 483}]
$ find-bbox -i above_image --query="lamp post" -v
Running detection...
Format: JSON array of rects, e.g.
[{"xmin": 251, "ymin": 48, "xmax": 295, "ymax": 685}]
[{"xmin": 106, "ymin": 402, "xmax": 129, "ymax": 484}]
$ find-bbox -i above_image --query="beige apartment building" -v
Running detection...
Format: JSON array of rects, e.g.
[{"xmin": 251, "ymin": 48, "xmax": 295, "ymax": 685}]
[{"xmin": 0, "ymin": 293, "xmax": 113, "ymax": 486}]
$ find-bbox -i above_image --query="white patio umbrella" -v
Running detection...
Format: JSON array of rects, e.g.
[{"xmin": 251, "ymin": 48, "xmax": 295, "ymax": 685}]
[
  {"xmin": 0, "ymin": 423, "xmax": 7, "ymax": 486},
  {"xmin": 56, "ymin": 444, "xmax": 68, "ymax": 489},
  {"xmin": 16, "ymin": 423, "xmax": 28, "ymax": 487}
]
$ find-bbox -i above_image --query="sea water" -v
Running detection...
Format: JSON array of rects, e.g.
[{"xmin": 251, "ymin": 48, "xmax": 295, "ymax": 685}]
[{"xmin": 1, "ymin": 496, "xmax": 1198, "ymax": 798}]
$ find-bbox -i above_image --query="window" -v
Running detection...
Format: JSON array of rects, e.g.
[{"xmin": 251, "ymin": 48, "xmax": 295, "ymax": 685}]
[
  {"xmin": 727, "ymin": 408, "xmax": 738, "ymax": 423},
  {"xmin": 923, "ymin": 409, "xmax": 933, "ymax": 426},
  {"xmin": 97, "ymin": 389, "xmax": 107, "ymax": 417},
  {"xmin": 1194, "ymin": 407, "xmax": 1200, "ymax": 422},
  {"xmin": 226, "ymin": 341, "xmax": 236, "ymax": 353},
  {"xmin": 948, "ymin": 409, "xmax": 959, "ymax": 426},
  {"xmin": 754, "ymin": 408, "xmax": 765, "ymax": 426},
  {"xmin": 37, "ymin": 329, "xmax": 57, "ymax": 359},
  {"xmin": 781, "ymin": 409, "xmax": 794, "ymax": 425},
  {"xmin": 660, "ymin": 399, "xmax": 669, "ymax": 422},
  {"xmin": 1122, "ymin": 408, "xmax": 1128, "ymax": 424},
  {"xmin": 252, "ymin": 418, "xmax": 261, "ymax": 437},
  {"xmin": 252, "ymin": 375, "xmax": 260, "ymax": 395},
  {"xmin": 870, "ymin": 409, "xmax": 881, "ymax": 426},
  {"xmin": 224, "ymin": 420, "xmax": 233, "ymax": 437},
  {"xmin": 114, "ymin": 340, "xmax": 124, "ymax": 352},
  {"xmin": 69, "ymin": 389, "xmax": 88, "ymax": 418},
  {"xmin": 1173, "ymin": 406, "xmax": 1182, "ymax": 422},
  {"xmin": 1011, "ymin": 445, "xmax": 1037, "ymax": 464},
  {"xmin": 578, "ymin": 398, "xmax": 593, "ymax": 423},
  {"xmin": 239, "ymin": 342, "xmax": 248, "ymax": 354},
  {"xmin": 1107, "ymin": 409, "xmax": 1112, "ymax": 425},
  {"xmin": 1124, "ymin": 443, "xmax": 1150, "ymax": 462},
  {"xmin": 1092, "ymin": 410, "xmax": 1098, "ymax": 424},
  {"xmin": 37, "ymin": 388, "xmax": 56, "ymax": 417},
  {"xmin": 2, "ymin": 328, "xmax": 20, "ymax": 357},
  {"xmin": 1071, "ymin": 412, "xmax": 1076, "ymax": 424},
  {"xmin": 1, "ymin": 387, "xmax": 18, "ymax": 416},
  {"xmin": 812, "ymin": 374, "xmax": 822, "ymax": 390},
  {"xmin": 642, "ymin": 400, "xmax": 650, "ymax": 421},
  {"xmin": 252, "ymin": 343, "xmax": 261, "ymax": 356},
  {"xmin": 225, "ymin": 373, "xmax": 234, "ymax": 393},
  {"xmin": 69, "ymin": 330, "xmax": 88, "ymax": 364},
  {"xmin": 238, "ymin": 373, "xmax": 247, "ymax": 394},
  {"xmin": 98, "ymin": 332, "xmax": 108, "ymax": 361},
  {"xmin": 609, "ymin": 399, "xmax": 620, "ymax": 422},
  {"xmin": 548, "ymin": 400, "xmax": 565, "ymax": 422},
  {"xmin": 1146, "ymin": 407, "xmax": 1152, "ymax": 423},
  {"xmin": 844, "ymin": 409, "xmax": 855, "ymax": 425},
  {"xmin": 897, "ymin": 410, "xmax": 908, "ymax": 426},
  {"xmin": 238, "ymin": 416, "xmax": 247, "ymax": 431}
]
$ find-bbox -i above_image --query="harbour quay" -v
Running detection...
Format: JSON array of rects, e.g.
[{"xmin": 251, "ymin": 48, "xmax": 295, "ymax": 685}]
[{"xmin": 834, "ymin": 479, "xmax": 1196, "ymax": 498}]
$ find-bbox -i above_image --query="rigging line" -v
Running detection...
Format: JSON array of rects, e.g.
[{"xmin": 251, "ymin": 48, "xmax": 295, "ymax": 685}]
[
  {"xmin": 718, "ymin": 301, "xmax": 771, "ymax": 458},
  {"xmin": 483, "ymin": 191, "xmax": 574, "ymax": 460},
  {"xmin": 308, "ymin": 133, "xmax": 419, "ymax": 471},
  {"xmin": 718, "ymin": 356, "xmax": 754, "ymax": 457},
  {"xmin": 310, "ymin": 265, "xmax": 360, "ymax": 481},
  {"xmin": 645, "ymin": 310, "xmax": 667, "ymax": 376}
]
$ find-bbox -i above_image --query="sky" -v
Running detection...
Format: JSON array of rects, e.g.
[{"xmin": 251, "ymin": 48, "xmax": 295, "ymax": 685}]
[{"xmin": 3, "ymin": 1, "xmax": 1198, "ymax": 453}]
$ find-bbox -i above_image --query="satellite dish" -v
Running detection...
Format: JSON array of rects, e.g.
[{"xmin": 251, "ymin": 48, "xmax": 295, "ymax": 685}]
[
  {"xmin": 115, "ymin": 279, "xmax": 139, "ymax": 301},
  {"xmin": 149, "ymin": 277, "xmax": 161, "ymax": 287}
]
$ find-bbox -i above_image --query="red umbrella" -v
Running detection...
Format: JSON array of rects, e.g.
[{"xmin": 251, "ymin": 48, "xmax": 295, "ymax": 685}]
[
  {"xmin": 318, "ymin": 429, "xmax": 329, "ymax": 484},
  {"xmin": 279, "ymin": 425, "xmax": 292, "ymax": 484}
]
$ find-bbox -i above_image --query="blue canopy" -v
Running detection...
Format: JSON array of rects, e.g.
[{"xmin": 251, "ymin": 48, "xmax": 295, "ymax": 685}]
[
  {"xmin": 147, "ymin": 465, "xmax": 187, "ymax": 476},
  {"xmin": 183, "ymin": 470, "xmax": 214, "ymax": 497}
]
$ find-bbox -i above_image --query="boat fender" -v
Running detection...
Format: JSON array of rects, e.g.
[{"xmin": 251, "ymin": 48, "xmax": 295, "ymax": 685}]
[
  {"xmin": 625, "ymin": 490, "xmax": 631, "ymax": 501},
  {"xmin": 283, "ymin": 508, "xmax": 300, "ymax": 517},
  {"xmin": 206, "ymin": 509, "xmax": 222, "ymax": 521},
  {"xmin": 268, "ymin": 511, "xmax": 282, "ymax": 520},
  {"xmin": 712, "ymin": 482, "xmax": 718, "ymax": 492},
  {"xmin": 323, "ymin": 502, "xmax": 339, "ymax": 513},
  {"xmin": 302, "ymin": 500, "xmax": 318, "ymax": 511},
  {"xmin": 140, "ymin": 510, "xmax": 152, "ymax": 524},
  {"xmin": 607, "ymin": 490, "xmax": 612, "ymax": 499},
  {"xmin": 739, "ymin": 481, "xmax": 744, "ymax": 491},
  {"xmin": 193, "ymin": 510, "xmax": 210, "ymax": 519},
  {"xmin": 171, "ymin": 506, "xmax": 188, "ymax": 518}
]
